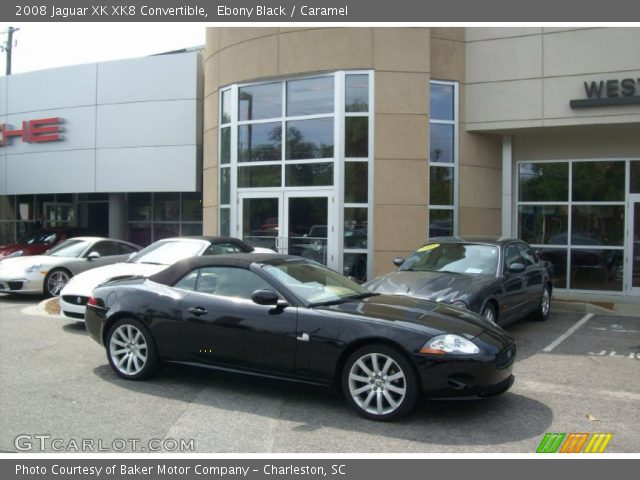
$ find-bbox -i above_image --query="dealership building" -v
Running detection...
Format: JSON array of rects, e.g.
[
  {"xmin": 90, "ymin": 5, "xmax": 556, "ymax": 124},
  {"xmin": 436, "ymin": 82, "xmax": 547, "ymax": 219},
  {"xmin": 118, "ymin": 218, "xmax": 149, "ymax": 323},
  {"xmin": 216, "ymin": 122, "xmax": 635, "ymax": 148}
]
[{"xmin": 1, "ymin": 27, "xmax": 639, "ymax": 298}]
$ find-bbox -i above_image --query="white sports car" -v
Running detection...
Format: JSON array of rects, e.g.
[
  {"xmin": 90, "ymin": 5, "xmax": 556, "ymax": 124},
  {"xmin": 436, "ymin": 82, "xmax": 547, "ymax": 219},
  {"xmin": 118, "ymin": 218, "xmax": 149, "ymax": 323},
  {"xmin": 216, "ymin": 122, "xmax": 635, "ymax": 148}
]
[
  {"xmin": 59, "ymin": 236, "xmax": 274, "ymax": 321},
  {"xmin": 0, "ymin": 237, "xmax": 141, "ymax": 297}
]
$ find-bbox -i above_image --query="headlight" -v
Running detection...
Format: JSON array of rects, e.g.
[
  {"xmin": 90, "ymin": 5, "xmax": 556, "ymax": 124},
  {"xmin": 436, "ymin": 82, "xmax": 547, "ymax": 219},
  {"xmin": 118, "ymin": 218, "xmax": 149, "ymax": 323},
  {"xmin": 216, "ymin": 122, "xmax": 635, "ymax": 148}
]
[
  {"xmin": 451, "ymin": 300, "xmax": 467, "ymax": 310},
  {"xmin": 6, "ymin": 250, "xmax": 24, "ymax": 258},
  {"xmin": 24, "ymin": 264, "xmax": 43, "ymax": 274},
  {"xmin": 420, "ymin": 334, "xmax": 480, "ymax": 355}
]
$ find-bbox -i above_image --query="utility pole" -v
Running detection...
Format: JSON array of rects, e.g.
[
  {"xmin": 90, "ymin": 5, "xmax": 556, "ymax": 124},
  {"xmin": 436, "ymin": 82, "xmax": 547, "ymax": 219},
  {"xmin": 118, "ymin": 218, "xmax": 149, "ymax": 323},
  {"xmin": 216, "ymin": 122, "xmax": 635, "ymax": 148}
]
[{"xmin": 1, "ymin": 26, "xmax": 19, "ymax": 75}]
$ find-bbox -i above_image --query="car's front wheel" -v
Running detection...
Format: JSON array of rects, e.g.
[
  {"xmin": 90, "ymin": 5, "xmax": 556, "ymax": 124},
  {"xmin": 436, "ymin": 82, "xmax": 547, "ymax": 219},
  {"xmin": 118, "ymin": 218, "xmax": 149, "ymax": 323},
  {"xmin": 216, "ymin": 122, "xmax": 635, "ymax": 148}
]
[
  {"xmin": 481, "ymin": 302, "xmax": 497, "ymax": 324},
  {"xmin": 533, "ymin": 285, "xmax": 551, "ymax": 322},
  {"xmin": 106, "ymin": 318, "xmax": 159, "ymax": 380},
  {"xmin": 43, "ymin": 268, "xmax": 71, "ymax": 297},
  {"xmin": 342, "ymin": 344, "xmax": 418, "ymax": 421}
]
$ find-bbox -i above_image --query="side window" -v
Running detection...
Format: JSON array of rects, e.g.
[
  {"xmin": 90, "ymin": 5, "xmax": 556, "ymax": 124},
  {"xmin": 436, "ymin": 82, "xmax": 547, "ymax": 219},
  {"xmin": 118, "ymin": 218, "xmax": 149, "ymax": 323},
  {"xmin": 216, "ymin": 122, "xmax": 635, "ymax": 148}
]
[
  {"xmin": 517, "ymin": 243, "xmax": 537, "ymax": 267},
  {"xmin": 197, "ymin": 267, "xmax": 272, "ymax": 299},
  {"xmin": 504, "ymin": 244, "xmax": 523, "ymax": 271},
  {"xmin": 118, "ymin": 243, "xmax": 139, "ymax": 255},
  {"xmin": 174, "ymin": 270, "xmax": 200, "ymax": 292},
  {"xmin": 91, "ymin": 241, "xmax": 120, "ymax": 257},
  {"xmin": 203, "ymin": 243, "xmax": 244, "ymax": 255}
]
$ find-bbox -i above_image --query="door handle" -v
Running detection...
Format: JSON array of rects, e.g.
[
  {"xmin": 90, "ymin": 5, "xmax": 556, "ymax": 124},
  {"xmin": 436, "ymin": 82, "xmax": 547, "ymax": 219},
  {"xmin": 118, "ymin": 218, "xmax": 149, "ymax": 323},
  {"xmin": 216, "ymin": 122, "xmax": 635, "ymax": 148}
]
[
  {"xmin": 296, "ymin": 333, "xmax": 309, "ymax": 342},
  {"xmin": 188, "ymin": 307, "xmax": 208, "ymax": 316}
]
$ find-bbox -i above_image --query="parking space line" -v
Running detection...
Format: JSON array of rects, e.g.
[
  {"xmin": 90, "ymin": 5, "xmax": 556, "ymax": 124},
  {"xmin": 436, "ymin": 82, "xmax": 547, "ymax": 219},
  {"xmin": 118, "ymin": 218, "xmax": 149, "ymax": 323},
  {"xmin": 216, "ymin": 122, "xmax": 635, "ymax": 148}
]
[{"xmin": 542, "ymin": 313, "xmax": 594, "ymax": 353}]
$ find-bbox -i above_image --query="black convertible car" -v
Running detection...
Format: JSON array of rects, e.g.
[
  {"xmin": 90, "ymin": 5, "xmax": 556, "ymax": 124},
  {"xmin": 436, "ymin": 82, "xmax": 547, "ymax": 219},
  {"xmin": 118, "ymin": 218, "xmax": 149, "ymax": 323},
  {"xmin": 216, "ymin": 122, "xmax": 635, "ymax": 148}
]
[
  {"xmin": 365, "ymin": 237, "xmax": 553, "ymax": 326},
  {"xmin": 85, "ymin": 254, "xmax": 516, "ymax": 421}
]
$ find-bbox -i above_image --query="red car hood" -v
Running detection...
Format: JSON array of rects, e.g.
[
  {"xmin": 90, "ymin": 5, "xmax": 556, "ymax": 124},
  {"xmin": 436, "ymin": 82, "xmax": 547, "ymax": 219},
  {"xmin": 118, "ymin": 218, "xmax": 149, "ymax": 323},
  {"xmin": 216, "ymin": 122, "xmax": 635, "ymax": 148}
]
[{"xmin": 0, "ymin": 243, "xmax": 48, "ymax": 259}]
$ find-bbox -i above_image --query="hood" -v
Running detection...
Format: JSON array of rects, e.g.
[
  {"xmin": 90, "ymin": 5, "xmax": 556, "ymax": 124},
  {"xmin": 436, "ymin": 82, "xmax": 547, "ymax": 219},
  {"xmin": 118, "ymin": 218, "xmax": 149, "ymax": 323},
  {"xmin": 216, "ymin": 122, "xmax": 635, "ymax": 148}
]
[
  {"xmin": 60, "ymin": 262, "xmax": 168, "ymax": 296},
  {"xmin": 365, "ymin": 270, "xmax": 494, "ymax": 304},
  {"xmin": 0, "ymin": 244, "xmax": 26, "ymax": 259},
  {"xmin": 320, "ymin": 294, "xmax": 495, "ymax": 339},
  {"xmin": 0, "ymin": 255, "xmax": 57, "ymax": 274}
]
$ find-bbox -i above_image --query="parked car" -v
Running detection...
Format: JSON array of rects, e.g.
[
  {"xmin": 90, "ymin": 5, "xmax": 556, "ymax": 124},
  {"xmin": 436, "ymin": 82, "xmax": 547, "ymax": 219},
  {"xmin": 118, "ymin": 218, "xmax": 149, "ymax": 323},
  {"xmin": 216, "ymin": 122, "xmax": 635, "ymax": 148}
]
[
  {"xmin": 364, "ymin": 237, "xmax": 553, "ymax": 325},
  {"xmin": 59, "ymin": 236, "xmax": 274, "ymax": 320},
  {"xmin": 85, "ymin": 254, "xmax": 516, "ymax": 421},
  {"xmin": 0, "ymin": 228, "xmax": 74, "ymax": 261},
  {"xmin": 0, "ymin": 237, "xmax": 140, "ymax": 297}
]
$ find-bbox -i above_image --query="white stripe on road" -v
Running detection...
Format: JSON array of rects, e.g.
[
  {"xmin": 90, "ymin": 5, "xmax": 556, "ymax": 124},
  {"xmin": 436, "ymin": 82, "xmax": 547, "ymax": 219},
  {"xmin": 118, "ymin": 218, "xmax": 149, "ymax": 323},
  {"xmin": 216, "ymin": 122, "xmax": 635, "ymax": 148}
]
[{"xmin": 542, "ymin": 313, "xmax": 594, "ymax": 353}]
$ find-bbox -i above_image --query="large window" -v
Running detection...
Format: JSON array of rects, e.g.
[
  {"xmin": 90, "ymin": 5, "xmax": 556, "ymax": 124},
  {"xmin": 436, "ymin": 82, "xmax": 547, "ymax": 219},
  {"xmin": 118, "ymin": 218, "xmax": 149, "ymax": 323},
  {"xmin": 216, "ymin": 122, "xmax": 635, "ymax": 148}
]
[
  {"xmin": 517, "ymin": 160, "xmax": 628, "ymax": 291},
  {"xmin": 218, "ymin": 71, "xmax": 373, "ymax": 281},
  {"xmin": 429, "ymin": 81, "xmax": 458, "ymax": 238}
]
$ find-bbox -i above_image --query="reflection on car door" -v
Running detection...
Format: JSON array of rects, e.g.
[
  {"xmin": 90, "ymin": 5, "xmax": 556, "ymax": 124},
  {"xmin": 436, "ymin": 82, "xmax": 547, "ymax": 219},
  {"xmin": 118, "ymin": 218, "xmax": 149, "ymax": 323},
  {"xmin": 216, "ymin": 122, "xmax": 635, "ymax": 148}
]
[
  {"xmin": 177, "ymin": 266, "xmax": 298, "ymax": 376},
  {"xmin": 500, "ymin": 243, "xmax": 529, "ymax": 323},
  {"xmin": 517, "ymin": 242, "xmax": 544, "ymax": 311}
]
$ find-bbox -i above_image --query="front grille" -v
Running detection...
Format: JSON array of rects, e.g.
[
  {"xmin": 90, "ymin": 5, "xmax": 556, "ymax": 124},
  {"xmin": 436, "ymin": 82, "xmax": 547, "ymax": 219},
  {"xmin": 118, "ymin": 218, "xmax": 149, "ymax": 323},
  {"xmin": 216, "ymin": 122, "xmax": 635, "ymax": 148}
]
[
  {"xmin": 8, "ymin": 281, "xmax": 23, "ymax": 291},
  {"xmin": 496, "ymin": 344, "xmax": 516, "ymax": 369},
  {"xmin": 62, "ymin": 295, "xmax": 88, "ymax": 306},
  {"xmin": 63, "ymin": 311, "xmax": 85, "ymax": 320}
]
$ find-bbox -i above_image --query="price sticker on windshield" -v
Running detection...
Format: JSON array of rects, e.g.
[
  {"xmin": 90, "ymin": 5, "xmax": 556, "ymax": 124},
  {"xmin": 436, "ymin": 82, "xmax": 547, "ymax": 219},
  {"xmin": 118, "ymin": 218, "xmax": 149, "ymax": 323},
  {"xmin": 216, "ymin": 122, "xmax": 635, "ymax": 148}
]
[{"xmin": 418, "ymin": 243, "xmax": 440, "ymax": 252}]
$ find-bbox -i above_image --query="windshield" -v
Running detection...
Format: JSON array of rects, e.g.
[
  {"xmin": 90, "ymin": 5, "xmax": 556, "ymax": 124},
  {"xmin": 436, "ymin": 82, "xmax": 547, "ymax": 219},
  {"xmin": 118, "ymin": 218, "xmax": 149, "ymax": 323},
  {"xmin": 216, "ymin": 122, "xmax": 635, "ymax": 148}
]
[
  {"xmin": 18, "ymin": 231, "xmax": 57, "ymax": 245},
  {"xmin": 401, "ymin": 243, "xmax": 499, "ymax": 276},
  {"xmin": 46, "ymin": 239, "xmax": 91, "ymax": 258},
  {"xmin": 263, "ymin": 260, "xmax": 370, "ymax": 306},
  {"xmin": 128, "ymin": 240, "xmax": 206, "ymax": 265}
]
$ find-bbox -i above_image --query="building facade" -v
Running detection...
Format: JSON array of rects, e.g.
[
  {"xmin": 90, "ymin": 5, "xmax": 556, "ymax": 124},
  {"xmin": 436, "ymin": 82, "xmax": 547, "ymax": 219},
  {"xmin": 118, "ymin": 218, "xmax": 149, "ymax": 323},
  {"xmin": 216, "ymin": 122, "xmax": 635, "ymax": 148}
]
[
  {"xmin": 0, "ymin": 50, "xmax": 203, "ymax": 247},
  {"xmin": 202, "ymin": 27, "xmax": 640, "ymax": 296}
]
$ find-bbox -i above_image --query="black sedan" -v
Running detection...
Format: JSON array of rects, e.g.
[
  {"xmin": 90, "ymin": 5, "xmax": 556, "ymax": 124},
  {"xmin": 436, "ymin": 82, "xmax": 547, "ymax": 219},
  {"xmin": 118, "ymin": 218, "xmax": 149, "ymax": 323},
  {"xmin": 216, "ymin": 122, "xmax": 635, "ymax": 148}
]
[
  {"xmin": 365, "ymin": 237, "xmax": 553, "ymax": 326},
  {"xmin": 85, "ymin": 254, "xmax": 515, "ymax": 421}
]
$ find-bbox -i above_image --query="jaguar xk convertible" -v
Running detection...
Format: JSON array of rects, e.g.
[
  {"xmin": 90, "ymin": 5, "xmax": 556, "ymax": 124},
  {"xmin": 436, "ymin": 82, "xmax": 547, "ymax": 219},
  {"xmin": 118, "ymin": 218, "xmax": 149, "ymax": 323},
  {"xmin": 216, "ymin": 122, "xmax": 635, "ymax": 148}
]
[{"xmin": 85, "ymin": 254, "xmax": 516, "ymax": 421}]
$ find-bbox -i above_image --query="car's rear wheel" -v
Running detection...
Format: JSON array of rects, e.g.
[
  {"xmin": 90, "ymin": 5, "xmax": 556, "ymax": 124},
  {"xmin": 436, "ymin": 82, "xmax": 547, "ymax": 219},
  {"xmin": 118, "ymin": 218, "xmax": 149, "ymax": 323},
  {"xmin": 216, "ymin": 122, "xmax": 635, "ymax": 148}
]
[
  {"xmin": 106, "ymin": 318, "xmax": 158, "ymax": 380},
  {"xmin": 533, "ymin": 285, "xmax": 551, "ymax": 322},
  {"xmin": 342, "ymin": 344, "xmax": 418, "ymax": 421},
  {"xmin": 43, "ymin": 268, "xmax": 71, "ymax": 297},
  {"xmin": 481, "ymin": 302, "xmax": 497, "ymax": 324}
]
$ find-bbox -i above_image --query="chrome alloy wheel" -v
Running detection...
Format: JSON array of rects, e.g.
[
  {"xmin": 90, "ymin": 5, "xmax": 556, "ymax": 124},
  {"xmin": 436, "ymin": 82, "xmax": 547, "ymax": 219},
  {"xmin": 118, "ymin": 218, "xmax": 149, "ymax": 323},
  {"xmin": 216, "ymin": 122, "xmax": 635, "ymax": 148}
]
[
  {"xmin": 109, "ymin": 324, "xmax": 148, "ymax": 376},
  {"xmin": 541, "ymin": 288, "xmax": 550, "ymax": 317},
  {"xmin": 348, "ymin": 352, "xmax": 407, "ymax": 416},
  {"xmin": 46, "ymin": 270, "xmax": 70, "ymax": 296}
]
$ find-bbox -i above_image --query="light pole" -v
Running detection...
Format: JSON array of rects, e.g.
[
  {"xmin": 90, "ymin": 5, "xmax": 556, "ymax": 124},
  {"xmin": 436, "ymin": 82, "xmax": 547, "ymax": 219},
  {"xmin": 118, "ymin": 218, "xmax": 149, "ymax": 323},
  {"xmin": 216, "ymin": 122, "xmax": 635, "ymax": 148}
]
[{"xmin": 1, "ymin": 26, "xmax": 20, "ymax": 75}]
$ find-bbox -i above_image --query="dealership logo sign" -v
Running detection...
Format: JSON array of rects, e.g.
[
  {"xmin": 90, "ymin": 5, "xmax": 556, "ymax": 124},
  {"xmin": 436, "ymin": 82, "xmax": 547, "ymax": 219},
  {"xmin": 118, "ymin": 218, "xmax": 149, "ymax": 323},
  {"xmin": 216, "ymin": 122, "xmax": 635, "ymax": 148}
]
[
  {"xmin": 536, "ymin": 432, "xmax": 613, "ymax": 453},
  {"xmin": 570, "ymin": 78, "xmax": 640, "ymax": 108},
  {"xmin": 0, "ymin": 117, "xmax": 63, "ymax": 147}
]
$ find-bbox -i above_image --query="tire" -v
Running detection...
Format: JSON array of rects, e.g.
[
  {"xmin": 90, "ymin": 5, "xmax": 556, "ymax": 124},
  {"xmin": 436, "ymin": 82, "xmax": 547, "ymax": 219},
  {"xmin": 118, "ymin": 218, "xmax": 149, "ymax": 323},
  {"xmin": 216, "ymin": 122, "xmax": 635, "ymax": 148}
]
[
  {"xmin": 106, "ymin": 318, "xmax": 159, "ymax": 380},
  {"xmin": 43, "ymin": 268, "xmax": 71, "ymax": 298},
  {"xmin": 341, "ymin": 344, "xmax": 419, "ymax": 421},
  {"xmin": 481, "ymin": 302, "xmax": 497, "ymax": 324},
  {"xmin": 532, "ymin": 285, "xmax": 551, "ymax": 322}
]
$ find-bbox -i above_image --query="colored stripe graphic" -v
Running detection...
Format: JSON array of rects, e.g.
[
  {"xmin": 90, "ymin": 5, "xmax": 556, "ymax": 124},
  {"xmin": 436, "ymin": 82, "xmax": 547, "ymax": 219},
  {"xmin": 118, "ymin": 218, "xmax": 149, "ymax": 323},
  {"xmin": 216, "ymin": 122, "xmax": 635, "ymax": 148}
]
[
  {"xmin": 560, "ymin": 433, "xmax": 589, "ymax": 453},
  {"xmin": 584, "ymin": 433, "xmax": 613, "ymax": 453},
  {"xmin": 536, "ymin": 433, "xmax": 566, "ymax": 453}
]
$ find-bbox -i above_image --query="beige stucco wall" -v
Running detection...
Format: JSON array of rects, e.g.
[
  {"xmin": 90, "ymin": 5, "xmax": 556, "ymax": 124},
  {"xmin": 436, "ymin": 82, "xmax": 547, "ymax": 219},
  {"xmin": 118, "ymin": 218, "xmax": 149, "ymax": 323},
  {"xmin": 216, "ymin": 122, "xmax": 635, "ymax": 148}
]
[
  {"xmin": 465, "ymin": 27, "xmax": 640, "ymax": 130},
  {"xmin": 203, "ymin": 27, "xmax": 504, "ymax": 279}
]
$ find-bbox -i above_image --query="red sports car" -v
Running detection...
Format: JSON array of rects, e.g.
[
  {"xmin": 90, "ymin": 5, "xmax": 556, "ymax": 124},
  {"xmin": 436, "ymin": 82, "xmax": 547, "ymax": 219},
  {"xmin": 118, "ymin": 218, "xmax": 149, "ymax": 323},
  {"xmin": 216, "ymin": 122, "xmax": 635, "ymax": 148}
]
[{"xmin": 0, "ymin": 229, "xmax": 73, "ymax": 260}]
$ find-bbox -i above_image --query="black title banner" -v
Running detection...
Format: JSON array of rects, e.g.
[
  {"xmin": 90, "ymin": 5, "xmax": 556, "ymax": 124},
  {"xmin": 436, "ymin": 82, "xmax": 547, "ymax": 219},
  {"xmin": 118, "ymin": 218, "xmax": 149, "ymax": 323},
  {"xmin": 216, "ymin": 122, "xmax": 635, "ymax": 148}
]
[{"xmin": 2, "ymin": 0, "xmax": 640, "ymax": 22}]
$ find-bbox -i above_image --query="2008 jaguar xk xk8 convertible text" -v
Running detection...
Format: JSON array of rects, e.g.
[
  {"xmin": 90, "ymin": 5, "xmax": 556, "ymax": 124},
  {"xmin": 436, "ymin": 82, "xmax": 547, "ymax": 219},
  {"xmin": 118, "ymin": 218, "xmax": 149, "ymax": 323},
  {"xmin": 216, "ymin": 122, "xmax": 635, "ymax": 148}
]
[{"xmin": 85, "ymin": 254, "xmax": 516, "ymax": 421}]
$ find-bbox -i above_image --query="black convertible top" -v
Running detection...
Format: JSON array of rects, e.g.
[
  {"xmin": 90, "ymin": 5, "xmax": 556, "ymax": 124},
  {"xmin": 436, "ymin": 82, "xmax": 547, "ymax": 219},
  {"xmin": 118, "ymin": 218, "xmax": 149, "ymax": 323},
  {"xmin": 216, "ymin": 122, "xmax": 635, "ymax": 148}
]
[{"xmin": 149, "ymin": 253, "xmax": 300, "ymax": 286}]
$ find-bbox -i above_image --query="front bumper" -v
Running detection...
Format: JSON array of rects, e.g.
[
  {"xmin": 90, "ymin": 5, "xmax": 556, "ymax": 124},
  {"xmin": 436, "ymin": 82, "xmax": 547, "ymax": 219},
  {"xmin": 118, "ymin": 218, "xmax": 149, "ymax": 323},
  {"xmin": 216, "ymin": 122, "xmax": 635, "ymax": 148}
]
[
  {"xmin": 415, "ymin": 334, "xmax": 516, "ymax": 399},
  {"xmin": 0, "ymin": 276, "xmax": 43, "ymax": 294},
  {"xmin": 59, "ymin": 295, "xmax": 89, "ymax": 321}
]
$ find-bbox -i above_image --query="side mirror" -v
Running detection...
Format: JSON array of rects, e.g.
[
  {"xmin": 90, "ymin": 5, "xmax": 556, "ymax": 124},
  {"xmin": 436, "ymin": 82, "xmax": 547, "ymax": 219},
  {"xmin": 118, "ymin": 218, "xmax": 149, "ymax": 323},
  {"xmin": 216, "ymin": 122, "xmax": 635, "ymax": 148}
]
[
  {"xmin": 508, "ymin": 262, "xmax": 526, "ymax": 274},
  {"xmin": 87, "ymin": 251, "xmax": 100, "ymax": 261},
  {"xmin": 251, "ymin": 289, "xmax": 280, "ymax": 306},
  {"xmin": 393, "ymin": 257, "xmax": 405, "ymax": 267}
]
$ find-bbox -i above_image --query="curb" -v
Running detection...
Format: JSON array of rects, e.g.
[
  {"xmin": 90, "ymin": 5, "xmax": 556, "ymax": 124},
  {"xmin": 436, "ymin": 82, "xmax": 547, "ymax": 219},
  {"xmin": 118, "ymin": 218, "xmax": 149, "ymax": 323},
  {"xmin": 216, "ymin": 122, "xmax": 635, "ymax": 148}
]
[
  {"xmin": 22, "ymin": 297, "xmax": 61, "ymax": 318},
  {"xmin": 553, "ymin": 300, "xmax": 639, "ymax": 317}
]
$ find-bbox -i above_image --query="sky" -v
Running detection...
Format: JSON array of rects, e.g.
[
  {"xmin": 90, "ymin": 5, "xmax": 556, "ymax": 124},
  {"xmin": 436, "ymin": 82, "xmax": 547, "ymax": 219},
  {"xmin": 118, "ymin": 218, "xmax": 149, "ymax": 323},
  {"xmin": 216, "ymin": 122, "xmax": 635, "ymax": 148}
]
[{"xmin": 0, "ymin": 24, "xmax": 205, "ymax": 75}]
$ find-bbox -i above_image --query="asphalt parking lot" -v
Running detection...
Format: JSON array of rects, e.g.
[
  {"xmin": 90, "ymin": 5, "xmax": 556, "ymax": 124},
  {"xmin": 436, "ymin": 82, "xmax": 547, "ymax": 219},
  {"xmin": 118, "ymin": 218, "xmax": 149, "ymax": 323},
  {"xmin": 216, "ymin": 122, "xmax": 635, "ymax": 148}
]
[{"xmin": 1, "ymin": 294, "xmax": 639, "ymax": 453}]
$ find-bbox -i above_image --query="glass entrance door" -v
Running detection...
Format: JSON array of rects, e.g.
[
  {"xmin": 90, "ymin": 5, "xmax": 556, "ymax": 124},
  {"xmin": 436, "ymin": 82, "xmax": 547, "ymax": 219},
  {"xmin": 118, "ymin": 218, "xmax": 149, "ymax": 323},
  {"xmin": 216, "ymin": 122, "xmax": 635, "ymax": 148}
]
[
  {"xmin": 629, "ymin": 196, "xmax": 640, "ymax": 292},
  {"xmin": 238, "ymin": 191, "xmax": 335, "ymax": 270},
  {"xmin": 43, "ymin": 203, "xmax": 76, "ymax": 228}
]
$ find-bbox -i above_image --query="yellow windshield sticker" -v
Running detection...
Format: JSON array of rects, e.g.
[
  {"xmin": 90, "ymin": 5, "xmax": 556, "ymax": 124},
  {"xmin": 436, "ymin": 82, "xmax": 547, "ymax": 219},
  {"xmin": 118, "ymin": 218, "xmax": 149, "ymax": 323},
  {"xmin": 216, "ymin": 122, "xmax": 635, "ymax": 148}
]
[{"xmin": 418, "ymin": 243, "xmax": 439, "ymax": 252}]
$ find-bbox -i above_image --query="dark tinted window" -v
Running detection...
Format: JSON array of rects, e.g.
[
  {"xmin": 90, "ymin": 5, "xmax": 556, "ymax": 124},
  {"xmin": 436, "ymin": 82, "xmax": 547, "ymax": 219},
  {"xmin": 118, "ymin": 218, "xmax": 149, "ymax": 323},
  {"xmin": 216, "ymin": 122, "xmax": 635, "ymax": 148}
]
[
  {"xmin": 504, "ymin": 244, "xmax": 523, "ymax": 271},
  {"xmin": 517, "ymin": 243, "xmax": 538, "ymax": 266},
  {"xmin": 174, "ymin": 270, "xmax": 199, "ymax": 291},
  {"xmin": 195, "ymin": 267, "xmax": 271, "ymax": 299},
  {"xmin": 118, "ymin": 243, "xmax": 139, "ymax": 255},
  {"xmin": 90, "ymin": 241, "xmax": 121, "ymax": 257},
  {"xmin": 203, "ymin": 243, "xmax": 246, "ymax": 255}
]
